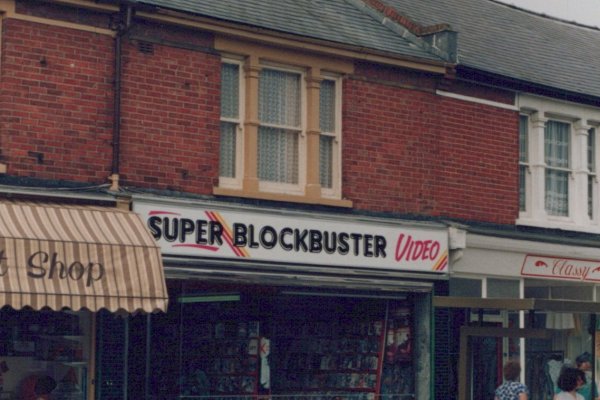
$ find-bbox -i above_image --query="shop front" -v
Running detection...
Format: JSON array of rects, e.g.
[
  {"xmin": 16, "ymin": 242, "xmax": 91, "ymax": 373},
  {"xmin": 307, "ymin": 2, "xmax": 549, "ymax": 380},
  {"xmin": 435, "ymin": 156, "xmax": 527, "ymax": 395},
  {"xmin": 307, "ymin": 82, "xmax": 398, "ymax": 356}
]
[
  {"xmin": 128, "ymin": 197, "xmax": 454, "ymax": 400},
  {"xmin": 0, "ymin": 200, "xmax": 168, "ymax": 400},
  {"xmin": 436, "ymin": 230, "xmax": 600, "ymax": 400}
]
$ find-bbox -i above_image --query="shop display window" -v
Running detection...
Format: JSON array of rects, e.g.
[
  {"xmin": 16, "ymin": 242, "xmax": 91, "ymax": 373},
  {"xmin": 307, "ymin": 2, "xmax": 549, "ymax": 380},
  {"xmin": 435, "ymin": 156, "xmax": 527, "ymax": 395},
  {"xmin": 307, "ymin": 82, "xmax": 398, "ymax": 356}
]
[
  {"xmin": 525, "ymin": 311, "xmax": 596, "ymax": 400},
  {"xmin": 120, "ymin": 282, "xmax": 418, "ymax": 400},
  {"xmin": 0, "ymin": 307, "xmax": 92, "ymax": 400}
]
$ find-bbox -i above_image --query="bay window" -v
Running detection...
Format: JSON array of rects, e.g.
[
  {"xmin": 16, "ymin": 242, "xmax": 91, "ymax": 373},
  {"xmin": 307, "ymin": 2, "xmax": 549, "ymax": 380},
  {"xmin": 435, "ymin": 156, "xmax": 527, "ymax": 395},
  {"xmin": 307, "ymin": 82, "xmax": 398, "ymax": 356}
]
[
  {"xmin": 518, "ymin": 95, "xmax": 600, "ymax": 232},
  {"xmin": 215, "ymin": 39, "xmax": 351, "ymax": 207}
]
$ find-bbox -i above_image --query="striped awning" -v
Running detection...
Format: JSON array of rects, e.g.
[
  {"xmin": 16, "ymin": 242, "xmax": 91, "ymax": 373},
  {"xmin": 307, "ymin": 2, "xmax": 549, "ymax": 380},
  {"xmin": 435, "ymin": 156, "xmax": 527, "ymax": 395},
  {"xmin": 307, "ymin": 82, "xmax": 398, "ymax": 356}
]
[{"xmin": 0, "ymin": 201, "xmax": 168, "ymax": 313}]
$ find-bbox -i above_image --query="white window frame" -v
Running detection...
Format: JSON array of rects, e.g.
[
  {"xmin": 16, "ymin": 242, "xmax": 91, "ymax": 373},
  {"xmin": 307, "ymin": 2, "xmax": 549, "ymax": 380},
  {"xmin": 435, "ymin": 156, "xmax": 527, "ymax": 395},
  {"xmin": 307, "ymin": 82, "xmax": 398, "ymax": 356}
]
[
  {"xmin": 588, "ymin": 128, "xmax": 598, "ymax": 220},
  {"xmin": 543, "ymin": 118, "xmax": 573, "ymax": 219},
  {"xmin": 518, "ymin": 94, "xmax": 600, "ymax": 232},
  {"xmin": 218, "ymin": 58, "xmax": 245, "ymax": 190},
  {"xmin": 519, "ymin": 114, "xmax": 530, "ymax": 213}
]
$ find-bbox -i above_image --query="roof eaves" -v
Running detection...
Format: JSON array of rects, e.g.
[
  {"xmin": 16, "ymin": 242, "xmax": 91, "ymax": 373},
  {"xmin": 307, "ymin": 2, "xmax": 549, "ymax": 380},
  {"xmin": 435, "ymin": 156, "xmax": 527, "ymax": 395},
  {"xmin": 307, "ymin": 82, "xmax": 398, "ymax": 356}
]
[
  {"xmin": 133, "ymin": 4, "xmax": 451, "ymax": 73},
  {"xmin": 346, "ymin": 0, "xmax": 457, "ymax": 62},
  {"xmin": 458, "ymin": 65, "xmax": 600, "ymax": 108}
]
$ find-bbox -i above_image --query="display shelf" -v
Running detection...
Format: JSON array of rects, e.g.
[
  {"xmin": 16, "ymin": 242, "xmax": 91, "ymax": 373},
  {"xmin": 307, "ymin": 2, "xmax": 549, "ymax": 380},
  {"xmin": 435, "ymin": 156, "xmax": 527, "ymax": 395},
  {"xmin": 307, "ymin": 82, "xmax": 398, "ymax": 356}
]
[
  {"xmin": 271, "ymin": 317, "xmax": 384, "ymax": 398},
  {"xmin": 0, "ymin": 327, "xmax": 86, "ymax": 364},
  {"xmin": 39, "ymin": 335, "xmax": 83, "ymax": 341},
  {"xmin": 379, "ymin": 306, "xmax": 414, "ymax": 398},
  {"xmin": 57, "ymin": 361, "xmax": 88, "ymax": 366},
  {"xmin": 0, "ymin": 309, "xmax": 90, "ymax": 400},
  {"xmin": 180, "ymin": 318, "xmax": 263, "ymax": 398},
  {"xmin": 277, "ymin": 368, "xmax": 378, "ymax": 373},
  {"xmin": 278, "ymin": 388, "xmax": 378, "ymax": 392}
]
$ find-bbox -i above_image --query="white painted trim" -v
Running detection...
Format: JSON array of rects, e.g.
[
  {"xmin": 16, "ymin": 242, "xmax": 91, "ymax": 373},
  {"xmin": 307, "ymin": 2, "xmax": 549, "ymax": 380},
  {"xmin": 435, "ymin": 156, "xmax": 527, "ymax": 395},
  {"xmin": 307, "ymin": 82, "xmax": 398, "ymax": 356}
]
[
  {"xmin": 518, "ymin": 94, "xmax": 600, "ymax": 232},
  {"xmin": 482, "ymin": 277, "xmax": 488, "ymax": 298},
  {"xmin": 467, "ymin": 233, "xmax": 600, "ymax": 258},
  {"xmin": 436, "ymin": 90, "xmax": 518, "ymax": 111}
]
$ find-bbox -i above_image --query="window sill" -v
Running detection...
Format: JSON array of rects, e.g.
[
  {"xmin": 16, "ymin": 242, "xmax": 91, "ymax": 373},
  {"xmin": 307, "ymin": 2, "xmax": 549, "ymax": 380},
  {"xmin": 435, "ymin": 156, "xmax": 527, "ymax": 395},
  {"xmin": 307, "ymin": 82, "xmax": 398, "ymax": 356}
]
[{"xmin": 213, "ymin": 186, "xmax": 353, "ymax": 208}]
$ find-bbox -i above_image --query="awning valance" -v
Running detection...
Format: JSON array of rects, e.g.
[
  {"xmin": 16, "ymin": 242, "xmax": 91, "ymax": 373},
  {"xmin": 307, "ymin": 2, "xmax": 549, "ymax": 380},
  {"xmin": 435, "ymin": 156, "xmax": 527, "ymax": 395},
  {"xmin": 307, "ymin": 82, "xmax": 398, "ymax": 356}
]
[{"xmin": 0, "ymin": 201, "xmax": 168, "ymax": 313}]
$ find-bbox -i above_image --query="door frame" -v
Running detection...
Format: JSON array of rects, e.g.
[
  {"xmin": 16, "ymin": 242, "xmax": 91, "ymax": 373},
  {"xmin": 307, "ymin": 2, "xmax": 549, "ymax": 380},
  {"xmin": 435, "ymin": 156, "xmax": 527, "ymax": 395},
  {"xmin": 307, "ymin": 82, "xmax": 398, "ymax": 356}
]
[{"xmin": 458, "ymin": 326, "xmax": 551, "ymax": 400}]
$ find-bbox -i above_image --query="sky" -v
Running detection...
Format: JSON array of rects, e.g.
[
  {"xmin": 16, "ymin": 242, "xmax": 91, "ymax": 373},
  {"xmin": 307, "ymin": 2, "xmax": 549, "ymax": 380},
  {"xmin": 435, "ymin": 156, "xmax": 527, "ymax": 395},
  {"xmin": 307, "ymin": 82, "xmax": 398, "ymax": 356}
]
[{"xmin": 498, "ymin": 0, "xmax": 600, "ymax": 27}]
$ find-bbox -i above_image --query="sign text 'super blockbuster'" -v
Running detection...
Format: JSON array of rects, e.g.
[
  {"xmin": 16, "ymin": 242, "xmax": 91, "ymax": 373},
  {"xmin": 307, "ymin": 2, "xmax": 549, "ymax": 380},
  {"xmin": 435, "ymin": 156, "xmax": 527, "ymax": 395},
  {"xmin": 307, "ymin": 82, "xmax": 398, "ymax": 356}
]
[{"xmin": 134, "ymin": 202, "xmax": 449, "ymax": 273}]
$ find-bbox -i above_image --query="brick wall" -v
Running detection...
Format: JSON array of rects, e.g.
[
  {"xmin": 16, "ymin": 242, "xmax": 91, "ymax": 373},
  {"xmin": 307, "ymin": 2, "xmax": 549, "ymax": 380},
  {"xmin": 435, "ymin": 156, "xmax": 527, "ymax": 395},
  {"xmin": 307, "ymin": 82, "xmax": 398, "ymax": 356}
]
[
  {"xmin": 118, "ymin": 39, "xmax": 220, "ymax": 193},
  {"xmin": 0, "ymin": 19, "xmax": 114, "ymax": 182},
  {"xmin": 0, "ymin": 15, "xmax": 519, "ymax": 225},
  {"xmin": 437, "ymin": 96, "xmax": 519, "ymax": 223},
  {"xmin": 343, "ymin": 76, "xmax": 439, "ymax": 213},
  {"xmin": 344, "ymin": 67, "xmax": 519, "ymax": 224}
]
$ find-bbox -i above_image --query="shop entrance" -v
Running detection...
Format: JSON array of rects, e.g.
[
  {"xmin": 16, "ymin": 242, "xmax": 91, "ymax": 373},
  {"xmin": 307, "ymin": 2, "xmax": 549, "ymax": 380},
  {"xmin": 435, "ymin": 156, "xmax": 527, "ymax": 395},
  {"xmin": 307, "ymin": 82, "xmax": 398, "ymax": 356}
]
[
  {"xmin": 96, "ymin": 281, "xmax": 434, "ymax": 400},
  {"xmin": 434, "ymin": 296, "xmax": 600, "ymax": 400},
  {"xmin": 459, "ymin": 326, "xmax": 549, "ymax": 400},
  {"xmin": 470, "ymin": 326, "xmax": 502, "ymax": 399}
]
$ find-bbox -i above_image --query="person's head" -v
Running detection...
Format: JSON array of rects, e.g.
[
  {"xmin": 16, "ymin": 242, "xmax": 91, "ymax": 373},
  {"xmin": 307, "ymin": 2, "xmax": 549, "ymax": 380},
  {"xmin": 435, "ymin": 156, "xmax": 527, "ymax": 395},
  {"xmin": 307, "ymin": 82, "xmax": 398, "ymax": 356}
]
[
  {"xmin": 503, "ymin": 360, "xmax": 522, "ymax": 381},
  {"xmin": 558, "ymin": 366, "xmax": 586, "ymax": 392},
  {"xmin": 576, "ymin": 352, "xmax": 593, "ymax": 371}
]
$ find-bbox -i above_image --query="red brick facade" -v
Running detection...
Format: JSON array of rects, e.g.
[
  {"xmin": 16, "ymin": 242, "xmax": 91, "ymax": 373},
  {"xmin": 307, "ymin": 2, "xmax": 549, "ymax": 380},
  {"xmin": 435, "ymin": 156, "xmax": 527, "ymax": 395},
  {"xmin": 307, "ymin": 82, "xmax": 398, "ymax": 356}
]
[
  {"xmin": 0, "ymin": 15, "xmax": 520, "ymax": 225},
  {"xmin": 1, "ymin": 19, "xmax": 113, "ymax": 181},
  {"xmin": 119, "ymin": 39, "xmax": 221, "ymax": 192},
  {"xmin": 344, "ymin": 68, "xmax": 519, "ymax": 223}
]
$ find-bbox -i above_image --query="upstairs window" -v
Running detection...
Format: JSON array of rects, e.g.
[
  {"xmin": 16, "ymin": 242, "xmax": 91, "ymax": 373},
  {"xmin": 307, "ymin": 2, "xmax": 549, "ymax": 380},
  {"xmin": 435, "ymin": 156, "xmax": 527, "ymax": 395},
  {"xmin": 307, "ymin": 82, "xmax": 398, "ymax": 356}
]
[
  {"xmin": 519, "ymin": 115, "xmax": 529, "ymax": 212},
  {"xmin": 319, "ymin": 78, "xmax": 339, "ymax": 193},
  {"xmin": 219, "ymin": 61, "xmax": 242, "ymax": 183},
  {"xmin": 518, "ymin": 95, "xmax": 600, "ymax": 232},
  {"xmin": 589, "ymin": 128, "xmax": 597, "ymax": 219},
  {"xmin": 214, "ymin": 43, "xmax": 351, "ymax": 207},
  {"xmin": 544, "ymin": 121, "xmax": 570, "ymax": 216},
  {"xmin": 257, "ymin": 68, "xmax": 302, "ymax": 185}
]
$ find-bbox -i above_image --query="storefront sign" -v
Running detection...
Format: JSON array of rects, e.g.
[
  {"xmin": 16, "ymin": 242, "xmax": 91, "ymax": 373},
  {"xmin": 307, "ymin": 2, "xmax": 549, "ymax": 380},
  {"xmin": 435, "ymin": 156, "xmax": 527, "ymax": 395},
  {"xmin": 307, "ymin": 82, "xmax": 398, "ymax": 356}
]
[
  {"xmin": 133, "ymin": 202, "xmax": 449, "ymax": 273},
  {"xmin": 521, "ymin": 255, "xmax": 600, "ymax": 282}
]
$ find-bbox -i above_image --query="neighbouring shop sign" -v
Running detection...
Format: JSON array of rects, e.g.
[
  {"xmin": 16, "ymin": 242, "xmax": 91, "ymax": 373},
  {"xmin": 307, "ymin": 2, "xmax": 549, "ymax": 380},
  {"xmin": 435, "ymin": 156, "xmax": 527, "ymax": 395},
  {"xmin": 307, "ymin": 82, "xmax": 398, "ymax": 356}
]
[
  {"xmin": 521, "ymin": 254, "xmax": 600, "ymax": 282},
  {"xmin": 133, "ymin": 201, "xmax": 449, "ymax": 273}
]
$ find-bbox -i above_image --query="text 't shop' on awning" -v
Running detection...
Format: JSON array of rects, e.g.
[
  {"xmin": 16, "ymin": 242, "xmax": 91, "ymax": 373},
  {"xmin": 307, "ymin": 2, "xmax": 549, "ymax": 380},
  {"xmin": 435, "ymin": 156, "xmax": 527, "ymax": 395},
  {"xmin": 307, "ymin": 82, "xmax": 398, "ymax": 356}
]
[{"xmin": 0, "ymin": 201, "xmax": 168, "ymax": 313}]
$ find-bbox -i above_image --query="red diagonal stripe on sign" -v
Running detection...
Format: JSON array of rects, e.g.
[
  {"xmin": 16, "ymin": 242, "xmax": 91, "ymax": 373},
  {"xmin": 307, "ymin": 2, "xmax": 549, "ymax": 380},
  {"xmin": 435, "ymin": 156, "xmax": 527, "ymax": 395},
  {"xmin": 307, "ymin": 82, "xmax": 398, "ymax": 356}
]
[{"xmin": 205, "ymin": 211, "xmax": 246, "ymax": 257}]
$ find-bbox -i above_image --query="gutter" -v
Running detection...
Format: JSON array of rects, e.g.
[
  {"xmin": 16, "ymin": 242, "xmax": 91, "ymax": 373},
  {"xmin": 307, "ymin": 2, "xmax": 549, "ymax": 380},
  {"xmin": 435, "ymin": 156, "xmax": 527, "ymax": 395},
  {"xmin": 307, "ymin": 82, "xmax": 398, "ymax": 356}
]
[{"xmin": 458, "ymin": 65, "xmax": 600, "ymax": 108}]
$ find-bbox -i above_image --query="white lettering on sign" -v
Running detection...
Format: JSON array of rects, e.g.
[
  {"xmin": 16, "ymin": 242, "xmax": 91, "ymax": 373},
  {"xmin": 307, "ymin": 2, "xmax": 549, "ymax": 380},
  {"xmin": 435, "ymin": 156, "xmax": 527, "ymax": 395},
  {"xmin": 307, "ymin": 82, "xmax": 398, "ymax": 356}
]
[
  {"xmin": 521, "ymin": 255, "xmax": 600, "ymax": 282},
  {"xmin": 133, "ymin": 202, "xmax": 450, "ymax": 273}
]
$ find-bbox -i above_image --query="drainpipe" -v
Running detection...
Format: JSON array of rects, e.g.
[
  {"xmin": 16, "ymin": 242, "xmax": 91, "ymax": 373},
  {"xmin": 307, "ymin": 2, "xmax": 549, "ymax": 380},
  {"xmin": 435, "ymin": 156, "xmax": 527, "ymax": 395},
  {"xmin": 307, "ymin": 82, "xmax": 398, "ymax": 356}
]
[{"xmin": 109, "ymin": 3, "xmax": 134, "ymax": 192}]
